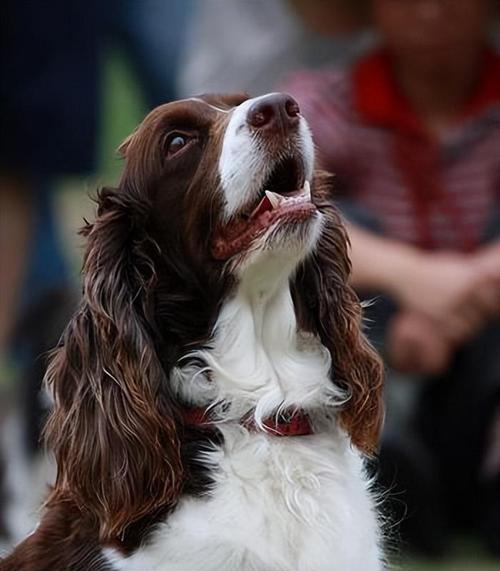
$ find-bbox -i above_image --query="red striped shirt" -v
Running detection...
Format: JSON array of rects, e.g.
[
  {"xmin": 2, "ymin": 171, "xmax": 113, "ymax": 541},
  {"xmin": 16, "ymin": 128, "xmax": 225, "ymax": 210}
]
[{"xmin": 284, "ymin": 48, "xmax": 500, "ymax": 251}]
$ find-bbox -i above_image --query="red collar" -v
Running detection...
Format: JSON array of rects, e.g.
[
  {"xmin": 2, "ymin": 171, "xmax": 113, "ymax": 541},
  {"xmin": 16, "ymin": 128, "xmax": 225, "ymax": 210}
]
[
  {"xmin": 182, "ymin": 406, "xmax": 314, "ymax": 437},
  {"xmin": 353, "ymin": 46, "xmax": 500, "ymax": 136}
]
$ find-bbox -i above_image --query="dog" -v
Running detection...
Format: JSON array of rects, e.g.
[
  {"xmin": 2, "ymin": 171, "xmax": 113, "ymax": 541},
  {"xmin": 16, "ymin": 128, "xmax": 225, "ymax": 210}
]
[{"xmin": 1, "ymin": 92, "xmax": 384, "ymax": 571}]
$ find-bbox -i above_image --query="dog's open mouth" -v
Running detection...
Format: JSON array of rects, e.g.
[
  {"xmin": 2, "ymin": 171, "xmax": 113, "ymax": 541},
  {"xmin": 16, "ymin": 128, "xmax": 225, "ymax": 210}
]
[{"xmin": 212, "ymin": 157, "xmax": 317, "ymax": 261}]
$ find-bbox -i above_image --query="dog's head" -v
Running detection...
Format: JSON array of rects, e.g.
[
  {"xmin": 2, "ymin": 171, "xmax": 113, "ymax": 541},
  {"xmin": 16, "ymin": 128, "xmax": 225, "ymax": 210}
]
[
  {"xmin": 117, "ymin": 92, "xmax": 320, "ymax": 274},
  {"xmin": 45, "ymin": 93, "xmax": 384, "ymax": 542}
]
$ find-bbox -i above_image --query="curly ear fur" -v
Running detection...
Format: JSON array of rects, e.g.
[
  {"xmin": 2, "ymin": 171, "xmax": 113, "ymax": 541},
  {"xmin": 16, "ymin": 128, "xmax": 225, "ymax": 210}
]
[
  {"xmin": 44, "ymin": 187, "xmax": 183, "ymax": 541},
  {"xmin": 293, "ymin": 173, "xmax": 384, "ymax": 455}
]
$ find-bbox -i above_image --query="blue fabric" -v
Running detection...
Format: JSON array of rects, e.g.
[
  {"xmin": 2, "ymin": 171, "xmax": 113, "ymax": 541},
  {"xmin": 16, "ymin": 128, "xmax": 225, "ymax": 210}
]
[
  {"xmin": 0, "ymin": 0, "xmax": 101, "ymax": 175},
  {"xmin": 21, "ymin": 184, "xmax": 70, "ymax": 309},
  {"xmin": 109, "ymin": 0, "xmax": 194, "ymax": 107}
]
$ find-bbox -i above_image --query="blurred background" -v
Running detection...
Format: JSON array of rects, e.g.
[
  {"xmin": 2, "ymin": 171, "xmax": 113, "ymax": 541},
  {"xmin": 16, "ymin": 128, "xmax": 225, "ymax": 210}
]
[{"xmin": 1, "ymin": 1, "xmax": 499, "ymax": 569}]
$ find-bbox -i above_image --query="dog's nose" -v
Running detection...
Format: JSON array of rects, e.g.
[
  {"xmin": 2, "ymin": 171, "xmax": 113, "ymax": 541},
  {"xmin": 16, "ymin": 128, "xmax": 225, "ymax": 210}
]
[{"xmin": 246, "ymin": 93, "xmax": 300, "ymax": 132}]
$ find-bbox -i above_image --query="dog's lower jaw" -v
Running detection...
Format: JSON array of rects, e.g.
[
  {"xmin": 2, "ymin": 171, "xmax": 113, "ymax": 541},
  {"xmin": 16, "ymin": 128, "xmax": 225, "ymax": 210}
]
[{"xmin": 228, "ymin": 208, "xmax": 323, "ymax": 278}]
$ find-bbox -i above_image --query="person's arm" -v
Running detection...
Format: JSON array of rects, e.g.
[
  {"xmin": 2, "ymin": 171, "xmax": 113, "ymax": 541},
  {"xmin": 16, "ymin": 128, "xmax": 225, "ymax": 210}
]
[
  {"xmin": 346, "ymin": 222, "xmax": 500, "ymax": 341},
  {"xmin": 346, "ymin": 223, "xmax": 423, "ymax": 297},
  {"xmin": 476, "ymin": 240, "xmax": 500, "ymax": 273}
]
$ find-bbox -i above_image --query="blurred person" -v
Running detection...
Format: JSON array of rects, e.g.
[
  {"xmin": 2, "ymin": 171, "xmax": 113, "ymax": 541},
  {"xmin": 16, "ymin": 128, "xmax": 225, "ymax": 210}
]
[
  {"xmin": 108, "ymin": 0, "xmax": 193, "ymax": 108},
  {"xmin": 0, "ymin": 0, "xmax": 195, "ymax": 545},
  {"xmin": 1, "ymin": 0, "xmax": 194, "ymax": 393},
  {"xmin": 0, "ymin": 0, "xmax": 101, "ymax": 542},
  {"xmin": 178, "ymin": 0, "xmax": 372, "ymax": 97},
  {"xmin": 284, "ymin": 0, "xmax": 500, "ymax": 558},
  {"xmin": 0, "ymin": 178, "xmax": 31, "ymax": 372},
  {"xmin": 0, "ymin": 0, "xmax": 100, "ymax": 365}
]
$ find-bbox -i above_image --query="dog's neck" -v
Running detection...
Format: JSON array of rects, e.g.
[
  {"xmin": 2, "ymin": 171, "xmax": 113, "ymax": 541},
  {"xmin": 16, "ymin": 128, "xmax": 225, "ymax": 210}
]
[
  {"xmin": 225, "ymin": 253, "xmax": 301, "ymax": 366},
  {"xmin": 172, "ymin": 254, "xmax": 344, "ymax": 423}
]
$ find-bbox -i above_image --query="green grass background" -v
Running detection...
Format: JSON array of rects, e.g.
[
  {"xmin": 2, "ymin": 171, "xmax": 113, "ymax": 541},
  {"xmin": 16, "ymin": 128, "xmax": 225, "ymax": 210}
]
[{"xmin": 56, "ymin": 51, "xmax": 499, "ymax": 571}]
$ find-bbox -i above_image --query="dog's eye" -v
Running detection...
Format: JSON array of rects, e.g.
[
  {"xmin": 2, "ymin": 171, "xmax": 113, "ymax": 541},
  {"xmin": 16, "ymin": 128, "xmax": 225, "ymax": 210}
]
[{"xmin": 165, "ymin": 132, "xmax": 191, "ymax": 158}]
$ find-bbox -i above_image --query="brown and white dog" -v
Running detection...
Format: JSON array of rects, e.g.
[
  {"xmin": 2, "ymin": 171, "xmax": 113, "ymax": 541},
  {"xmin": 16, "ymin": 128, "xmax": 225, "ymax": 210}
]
[{"xmin": 1, "ymin": 93, "xmax": 384, "ymax": 571}]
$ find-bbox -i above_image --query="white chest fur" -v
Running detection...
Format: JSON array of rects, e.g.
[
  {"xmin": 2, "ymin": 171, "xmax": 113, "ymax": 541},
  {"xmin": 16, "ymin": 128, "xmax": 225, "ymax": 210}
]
[
  {"xmin": 171, "ymin": 254, "xmax": 346, "ymax": 421},
  {"xmin": 106, "ymin": 431, "xmax": 381, "ymax": 571},
  {"xmin": 105, "ymin": 257, "xmax": 383, "ymax": 571}
]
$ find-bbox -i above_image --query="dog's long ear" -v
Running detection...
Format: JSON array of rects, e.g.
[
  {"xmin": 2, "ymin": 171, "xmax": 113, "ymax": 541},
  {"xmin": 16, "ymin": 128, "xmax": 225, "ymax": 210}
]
[
  {"xmin": 292, "ymin": 173, "xmax": 384, "ymax": 455},
  {"xmin": 44, "ymin": 186, "xmax": 183, "ymax": 541}
]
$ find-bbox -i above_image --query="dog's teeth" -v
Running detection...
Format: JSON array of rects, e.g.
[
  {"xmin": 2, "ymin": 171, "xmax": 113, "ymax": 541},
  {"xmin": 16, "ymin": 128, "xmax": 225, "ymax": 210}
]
[
  {"xmin": 265, "ymin": 190, "xmax": 281, "ymax": 209},
  {"xmin": 303, "ymin": 181, "xmax": 311, "ymax": 200}
]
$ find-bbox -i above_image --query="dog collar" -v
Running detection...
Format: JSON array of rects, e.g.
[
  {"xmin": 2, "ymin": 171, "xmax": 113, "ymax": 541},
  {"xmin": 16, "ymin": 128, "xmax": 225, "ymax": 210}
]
[{"xmin": 182, "ymin": 406, "xmax": 313, "ymax": 437}]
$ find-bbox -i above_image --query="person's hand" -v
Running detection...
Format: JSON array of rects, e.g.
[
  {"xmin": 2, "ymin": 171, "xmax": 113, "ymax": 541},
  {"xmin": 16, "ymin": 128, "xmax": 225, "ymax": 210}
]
[
  {"xmin": 390, "ymin": 251, "xmax": 500, "ymax": 344},
  {"xmin": 475, "ymin": 241, "xmax": 500, "ymax": 279},
  {"xmin": 387, "ymin": 311, "xmax": 453, "ymax": 375}
]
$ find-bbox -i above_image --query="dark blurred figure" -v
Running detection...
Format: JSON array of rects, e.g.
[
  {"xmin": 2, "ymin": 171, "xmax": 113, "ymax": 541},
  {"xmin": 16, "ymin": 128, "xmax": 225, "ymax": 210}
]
[
  {"xmin": 0, "ymin": 0, "xmax": 101, "ymax": 541},
  {"xmin": 109, "ymin": 0, "xmax": 192, "ymax": 108},
  {"xmin": 0, "ymin": 0, "xmax": 100, "ymax": 361},
  {"xmin": 285, "ymin": 0, "xmax": 500, "ymax": 558},
  {"xmin": 0, "ymin": 0, "xmax": 195, "ymax": 544}
]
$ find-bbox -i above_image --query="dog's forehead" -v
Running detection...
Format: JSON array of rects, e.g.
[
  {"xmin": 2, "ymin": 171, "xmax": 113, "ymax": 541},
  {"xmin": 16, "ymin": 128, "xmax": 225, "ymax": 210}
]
[
  {"xmin": 185, "ymin": 97, "xmax": 232, "ymax": 114},
  {"xmin": 129, "ymin": 94, "xmax": 251, "ymax": 143},
  {"xmin": 144, "ymin": 99, "xmax": 217, "ymax": 127},
  {"xmin": 151, "ymin": 94, "xmax": 247, "ymax": 125},
  {"xmin": 191, "ymin": 92, "xmax": 250, "ymax": 110}
]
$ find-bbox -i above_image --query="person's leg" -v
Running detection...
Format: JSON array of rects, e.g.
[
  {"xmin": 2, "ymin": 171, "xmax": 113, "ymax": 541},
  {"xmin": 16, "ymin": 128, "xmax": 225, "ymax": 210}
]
[
  {"xmin": 15, "ymin": 184, "xmax": 75, "ymax": 453},
  {"xmin": 0, "ymin": 176, "xmax": 33, "ymax": 358},
  {"xmin": 481, "ymin": 402, "xmax": 500, "ymax": 557},
  {"xmin": 0, "ymin": 176, "xmax": 33, "ymax": 544},
  {"xmin": 0, "ymin": 451, "xmax": 8, "ymax": 541},
  {"xmin": 416, "ymin": 322, "xmax": 500, "ymax": 554}
]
